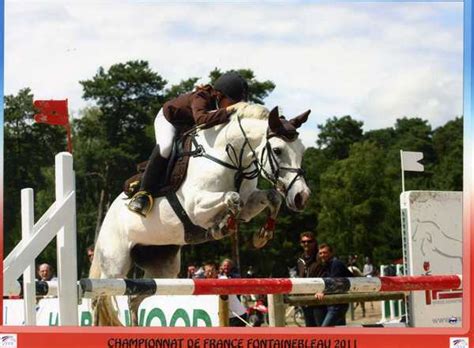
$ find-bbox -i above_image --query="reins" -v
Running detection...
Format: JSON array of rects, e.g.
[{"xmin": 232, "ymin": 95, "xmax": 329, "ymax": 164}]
[{"xmin": 180, "ymin": 115, "xmax": 261, "ymax": 191}]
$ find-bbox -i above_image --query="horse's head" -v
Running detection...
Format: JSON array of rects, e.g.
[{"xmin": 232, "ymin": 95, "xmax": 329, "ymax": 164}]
[{"xmin": 259, "ymin": 107, "xmax": 311, "ymax": 212}]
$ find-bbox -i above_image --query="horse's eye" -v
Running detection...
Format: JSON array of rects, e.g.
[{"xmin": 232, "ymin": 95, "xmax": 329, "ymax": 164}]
[{"xmin": 273, "ymin": 148, "xmax": 282, "ymax": 156}]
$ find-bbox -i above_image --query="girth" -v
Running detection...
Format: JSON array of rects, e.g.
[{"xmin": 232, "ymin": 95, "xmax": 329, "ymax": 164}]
[{"xmin": 165, "ymin": 191, "xmax": 208, "ymax": 244}]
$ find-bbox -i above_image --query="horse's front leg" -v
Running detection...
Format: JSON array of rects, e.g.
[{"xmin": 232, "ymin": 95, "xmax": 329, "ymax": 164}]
[
  {"xmin": 239, "ymin": 189, "xmax": 283, "ymax": 248},
  {"xmin": 239, "ymin": 189, "xmax": 282, "ymax": 222},
  {"xmin": 189, "ymin": 191, "xmax": 242, "ymax": 242}
]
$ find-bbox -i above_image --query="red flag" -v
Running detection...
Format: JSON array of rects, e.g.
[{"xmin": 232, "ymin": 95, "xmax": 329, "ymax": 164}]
[{"xmin": 34, "ymin": 100, "xmax": 69, "ymax": 126}]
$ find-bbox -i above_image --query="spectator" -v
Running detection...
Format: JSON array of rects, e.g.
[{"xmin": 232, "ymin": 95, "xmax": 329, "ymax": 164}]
[
  {"xmin": 347, "ymin": 255, "xmax": 365, "ymax": 317},
  {"xmin": 347, "ymin": 255, "xmax": 363, "ymax": 276},
  {"xmin": 219, "ymin": 259, "xmax": 248, "ymax": 326},
  {"xmin": 86, "ymin": 245, "xmax": 95, "ymax": 263},
  {"xmin": 37, "ymin": 263, "xmax": 56, "ymax": 281},
  {"xmin": 194, "ymin": 264, "xmax": 206, "ymax": 279},
  {"xmin": 186, "ymin": 264, "xmax": 197, "ymax": 278},
  {"xmin": 219, "ymin": 258, "xmax": 240, "ymax": 278},
  {"xmin": 296, "ymin": 231, "xmax": 327, "ymax": 327},
  {"xmin": 363, "ymin": 257, "xmax": 374, "ymax": 277},
  {"xmin": 314, "ymin": 243, "xmax": 353, "ymax": 326},
  {"xmin": 203, "ymin": 262, "xmax": 218, "ymax": 279}
]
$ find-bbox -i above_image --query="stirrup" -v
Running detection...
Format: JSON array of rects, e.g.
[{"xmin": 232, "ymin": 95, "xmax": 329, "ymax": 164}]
[{"xmin": 128, "ymin": 191, "xmax": 154, "ymax": 217}]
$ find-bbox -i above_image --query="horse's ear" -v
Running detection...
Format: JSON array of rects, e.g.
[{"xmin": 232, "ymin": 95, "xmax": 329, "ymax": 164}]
[
  {"xmin": 268, "ymin": 107, "xmax": 282, "ymax": 132},
  {"xmin": 289, "ymin": 110, "xmax": 311, "ymax": 129}
]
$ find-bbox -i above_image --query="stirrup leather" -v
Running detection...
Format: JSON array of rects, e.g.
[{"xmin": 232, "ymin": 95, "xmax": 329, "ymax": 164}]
[{"xmin": 128, "ymin": 191, "xmax": 154, "ymax": 217}]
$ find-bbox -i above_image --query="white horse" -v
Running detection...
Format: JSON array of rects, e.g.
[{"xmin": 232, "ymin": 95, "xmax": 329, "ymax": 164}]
[{"xmin": 90, "ymin": 102, "xmax": 311, "ymax": 325}]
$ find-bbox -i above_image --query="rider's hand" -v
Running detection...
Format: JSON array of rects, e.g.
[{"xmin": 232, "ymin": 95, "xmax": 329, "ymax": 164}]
[
  {"xmin": 226, "ymin": 105, "xmax": 237, "ymax": 116},
  {"xmin": 226, "ymin": 107, "xmax": 237, "ymax": 118},
  {"xmin": 314, "ymin": 292, "xmax": 325, "ymax": 300}
]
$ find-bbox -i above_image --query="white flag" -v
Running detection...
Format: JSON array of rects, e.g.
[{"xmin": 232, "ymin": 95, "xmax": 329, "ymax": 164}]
[{"xmin": 401, "ymin": 151, "xmax": 424, "ymax": 172}]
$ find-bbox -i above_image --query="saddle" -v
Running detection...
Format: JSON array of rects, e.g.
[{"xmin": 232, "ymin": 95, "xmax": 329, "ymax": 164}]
[
  {"xmin": 123, "ymin": 135, "xmax": 194, "ymax": 199},
  {"xmin": 123, "ymin": 134, "xmax": 221, "ymax": 244}
]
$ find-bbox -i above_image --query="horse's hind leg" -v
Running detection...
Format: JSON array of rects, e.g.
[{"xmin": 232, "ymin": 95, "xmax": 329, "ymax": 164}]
[
  {"xmin": 92, "ymin": 240, "xmax": 133, "ymax": 326},
  {"xmin": 128, "ymin": 245, "xmax": 181, "ymax": 326}
]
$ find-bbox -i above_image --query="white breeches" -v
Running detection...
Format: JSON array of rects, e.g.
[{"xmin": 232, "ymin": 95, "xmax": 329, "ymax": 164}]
[{"xmin": 154, "ymin": 109, "xmax": 177, "ymax": 159}]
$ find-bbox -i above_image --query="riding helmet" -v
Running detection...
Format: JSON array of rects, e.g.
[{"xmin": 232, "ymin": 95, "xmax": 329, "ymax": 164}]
[{"xmin": 213, "ymin": 71, "xmax": 249, "ymax": 102}]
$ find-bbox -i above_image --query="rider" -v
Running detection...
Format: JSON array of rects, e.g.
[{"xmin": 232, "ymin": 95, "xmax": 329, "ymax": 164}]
[{"xmin": 128, "ymin": 71, "xmax": 249, "ymax": 217}]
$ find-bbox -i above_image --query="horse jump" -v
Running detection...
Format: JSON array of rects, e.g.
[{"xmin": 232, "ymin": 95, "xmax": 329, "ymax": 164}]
[
  {"xmin": 3, "ymin": 152, "xmax": 78, "ymax": 326},
  {"xmin": 5, "ymin": 275, "xmax": 462, "ymax": 298}
]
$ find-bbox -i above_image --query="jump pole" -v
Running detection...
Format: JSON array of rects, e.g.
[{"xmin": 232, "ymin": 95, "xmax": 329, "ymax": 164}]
[
  {"xmin": 6, "ymin": 275, "xmax": 461, "ymax": 298},
  {"xmin": 78, "ymin": 275, "xmax": 462, "ymax": 297}
]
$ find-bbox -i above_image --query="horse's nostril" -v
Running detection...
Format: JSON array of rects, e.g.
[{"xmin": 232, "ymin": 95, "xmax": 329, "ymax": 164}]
[
  {"xmin": 294, "ymin": 191, "xmax": 310, "ymax": 210},
  {"xmin": 295, "ymin": 193, "xmax": 303, "ymax": 210}
]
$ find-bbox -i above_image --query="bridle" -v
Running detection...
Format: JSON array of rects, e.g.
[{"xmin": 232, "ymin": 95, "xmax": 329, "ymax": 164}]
[
  {"xmin": 182, "ymin": 115, "xmax": 260, "ymax": 191},
  {"xmin": 183, "ymin": 115, "xmax": 305, "ymax": 196},
  {"xmin": 260, "ymin": 133, "xmax": 306, "ymax": 197}
]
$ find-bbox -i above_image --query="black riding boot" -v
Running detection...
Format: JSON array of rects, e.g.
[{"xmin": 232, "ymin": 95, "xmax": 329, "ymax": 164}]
[{"xmin": 128, "ymin": 145, "xmax": 169, "ymax": 217}]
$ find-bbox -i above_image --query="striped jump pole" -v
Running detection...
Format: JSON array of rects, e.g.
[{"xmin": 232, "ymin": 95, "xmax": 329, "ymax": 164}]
[
  {"xmin": 79, "ymin": 275, "xmax": 462, "ymax": 297},
  {"xmin": 5, "ymin": 280, "xmax": 62, "ymax": 298}
]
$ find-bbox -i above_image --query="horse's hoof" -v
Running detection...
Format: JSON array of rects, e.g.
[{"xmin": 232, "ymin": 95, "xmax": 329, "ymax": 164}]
[
  {"xmin": 225, "ymin": 192, "xmax": 242, "ymax": 216},
  {"xmin": 210, "ymin": 215, "xmax": 238, "ymax": 240},
  {"xmin": 252, "ymin": 218, "xmax": 275, "ymax": 249}
]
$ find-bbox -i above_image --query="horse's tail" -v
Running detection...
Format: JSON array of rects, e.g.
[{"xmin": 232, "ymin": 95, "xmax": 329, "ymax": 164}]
[
  {"xmin": 88, "ymin": 240, "xmax": 102, "ymax": 279},
  {"xmin": 89, "ymin": 240, "xmax": 124, "ymax": 327}
]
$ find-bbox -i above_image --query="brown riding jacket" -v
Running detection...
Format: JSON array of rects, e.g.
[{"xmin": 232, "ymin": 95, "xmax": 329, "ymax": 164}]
[{"xmin": 162, "ymin": 85, "xmax": 230, "ymax": 132}]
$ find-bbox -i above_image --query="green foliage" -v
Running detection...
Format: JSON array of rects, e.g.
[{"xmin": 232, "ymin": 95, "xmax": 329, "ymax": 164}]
[
  {"xmin": 431, "ymin": 117, "xmax": 463, "ymax": 190},
  {"xmin": 317, "ymin": 116, "xmax": 364, "ymax": 159},
  {"xmin": 318, "ymin": 141, "xmax": 392, "ymax": 260}
]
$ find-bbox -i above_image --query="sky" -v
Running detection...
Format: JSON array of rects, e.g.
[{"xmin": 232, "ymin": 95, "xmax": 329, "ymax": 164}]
[{"xmin": 4, "ymin": 1, "xmax": 463, "ymax": 148}]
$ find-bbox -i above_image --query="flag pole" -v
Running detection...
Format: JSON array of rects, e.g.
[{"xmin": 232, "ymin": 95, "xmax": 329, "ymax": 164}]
[
  {"xmin": 65, "ymin": 123, "xmax": 73, "ymax": 154},
  {"xmin": 400, "ymin": 150, "xmax": 405, "ymax": 192},
  {"xmin": 65, "ymin": 99, "xmax": 72, "ymax": 153}
]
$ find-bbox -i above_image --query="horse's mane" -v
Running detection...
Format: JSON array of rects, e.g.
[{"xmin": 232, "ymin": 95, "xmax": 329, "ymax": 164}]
[{"xmin": 231, "ymin": 102, "xmax": 269, "ymax": 121}]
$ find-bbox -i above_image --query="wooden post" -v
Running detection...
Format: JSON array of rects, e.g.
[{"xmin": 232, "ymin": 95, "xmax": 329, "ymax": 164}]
[
  {"xmin": 268, "ymin": 294, "xmax": 285, "ymax": 327},
  {"xmin": 219, "ymin": 295, "xmax": 229, "ymax": 327}
]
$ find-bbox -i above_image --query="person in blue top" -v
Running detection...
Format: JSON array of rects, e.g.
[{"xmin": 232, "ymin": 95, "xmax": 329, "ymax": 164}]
[{"xmin": 314, "ymin": 243, "xmax": 354, "ymax": 326}]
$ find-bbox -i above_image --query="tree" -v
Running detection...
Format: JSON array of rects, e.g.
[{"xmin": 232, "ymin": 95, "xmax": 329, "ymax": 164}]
[
  {"xmin": 78, "ymin": 61, "xmax": 167, "ymax": 238},
  {"xmin": 4, "ymin": 88, "xmax": 67, "ymax": 260},
  {"xmin": 317, "ymin": 116, "xmax": 364, "ymax": 160},
  {"xmin": 431, "ymin": 117, "xmax": 463, "ymax": 190},
  {"xmin": 317, "ymin": 141, "xmax": 398, "ymax": 263}
]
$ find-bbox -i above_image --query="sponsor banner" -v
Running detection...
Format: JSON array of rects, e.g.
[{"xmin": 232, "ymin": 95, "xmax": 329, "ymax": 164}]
[{"xmin": 3, "ymin": 295, "xmax": 219, "ymax": 327}]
